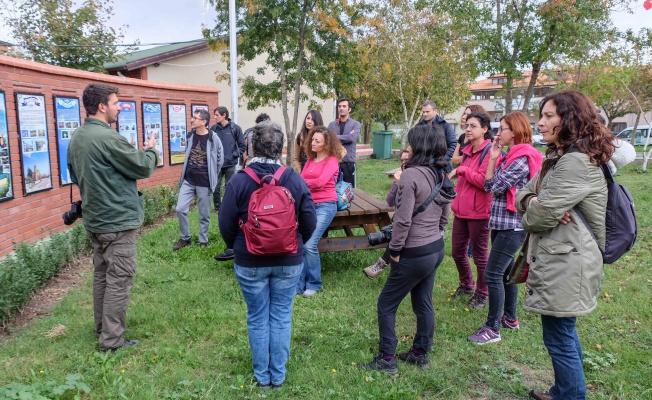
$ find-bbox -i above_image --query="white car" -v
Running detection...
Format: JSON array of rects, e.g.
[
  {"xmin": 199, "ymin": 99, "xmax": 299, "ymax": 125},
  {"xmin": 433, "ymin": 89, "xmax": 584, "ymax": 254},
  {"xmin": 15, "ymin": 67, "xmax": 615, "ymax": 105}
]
[
  {"xmin": 617, "ymin": 125, "xmax": 651, "ymax": 146},
  {"xmin": 531, "ymin": 127, "xmax": 546, "ymax": 146}
]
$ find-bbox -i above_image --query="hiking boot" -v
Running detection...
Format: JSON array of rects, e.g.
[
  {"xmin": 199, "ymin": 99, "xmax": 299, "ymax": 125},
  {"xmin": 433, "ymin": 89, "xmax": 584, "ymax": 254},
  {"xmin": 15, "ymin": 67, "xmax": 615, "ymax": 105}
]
[
  {"xmin": 397, "ymin": 350, "xmax": 429, "ymax": 368},
  {"xmin": 100, "ymin": 339, "xmax": 139, "ymax": 353},
  {"xmin": 173, "ymin": 238, "xmax": 191, "ymax": 251},
  {"xmin": 468, "ymin": 325, "xmax": 501, "ymax": 345},
  {"xmin": 469, "ymin": 293, "xmax": 488, "ymax": 309},
  {"xmin": 214, "ymin": 249, "xmax": 235, "ymax": 261},
  {"xmin": 529, "ymin": 389, "xmax": 553, "ymax": 400},
  {"xmin": 357, "ymin": 354, "xmax": 398, "ymax": 375},
  {"xmin": 501, "ymin": 316, "xmax": 520, "ymax": 330},
  {"xmin": 451, "ymin": 286, "xmax": 475, "ymax": 298},
  {"xmin": 363, "ymin": 257, "xmax": 388, "ymax": 279}
]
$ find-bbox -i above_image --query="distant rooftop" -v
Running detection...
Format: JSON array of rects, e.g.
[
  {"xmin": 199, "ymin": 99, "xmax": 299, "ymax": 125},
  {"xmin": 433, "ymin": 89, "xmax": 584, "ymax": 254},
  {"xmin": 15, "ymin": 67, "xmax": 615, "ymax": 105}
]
[{"xmin": 104, "ymin": 39, "xmax": 208, "ymax": 72}]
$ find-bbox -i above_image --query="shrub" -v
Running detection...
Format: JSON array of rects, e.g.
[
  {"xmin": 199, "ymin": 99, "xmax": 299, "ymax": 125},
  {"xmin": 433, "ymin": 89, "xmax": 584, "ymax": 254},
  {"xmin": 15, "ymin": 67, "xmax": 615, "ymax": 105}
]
[{"xmin": 0, "ymin": 183, "xmax": 179, "ymax": 325}]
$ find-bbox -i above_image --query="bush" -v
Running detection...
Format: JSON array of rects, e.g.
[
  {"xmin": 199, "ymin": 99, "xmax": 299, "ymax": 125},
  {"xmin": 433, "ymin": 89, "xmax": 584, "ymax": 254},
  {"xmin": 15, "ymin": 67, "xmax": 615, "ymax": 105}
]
[{"xmin": 0, "ymin": 183, "xmax": 179, "ymax": 325}]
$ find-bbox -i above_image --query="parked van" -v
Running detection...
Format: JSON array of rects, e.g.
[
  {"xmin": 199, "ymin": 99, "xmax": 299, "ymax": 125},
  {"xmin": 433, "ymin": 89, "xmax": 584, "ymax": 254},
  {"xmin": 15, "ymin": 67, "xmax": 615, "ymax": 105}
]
[{"xmin": 617, "ymin": 125, "xmax": 652, "ymax": 146}]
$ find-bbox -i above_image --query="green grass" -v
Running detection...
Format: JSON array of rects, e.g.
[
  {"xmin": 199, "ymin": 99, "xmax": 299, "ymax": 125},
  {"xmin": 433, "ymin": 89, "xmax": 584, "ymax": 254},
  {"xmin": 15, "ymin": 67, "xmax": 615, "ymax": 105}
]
[{"xmin": 0, "ymin": 161, "xmax": 650, "ymax": 399}]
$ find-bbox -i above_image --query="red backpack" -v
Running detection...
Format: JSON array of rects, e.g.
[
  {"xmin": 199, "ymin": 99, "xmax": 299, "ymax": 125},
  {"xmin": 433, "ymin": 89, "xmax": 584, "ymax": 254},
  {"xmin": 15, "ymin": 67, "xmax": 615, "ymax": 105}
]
[{"xmin": 239, "ymin": 166, "xmax": 299, "ymax": 255}]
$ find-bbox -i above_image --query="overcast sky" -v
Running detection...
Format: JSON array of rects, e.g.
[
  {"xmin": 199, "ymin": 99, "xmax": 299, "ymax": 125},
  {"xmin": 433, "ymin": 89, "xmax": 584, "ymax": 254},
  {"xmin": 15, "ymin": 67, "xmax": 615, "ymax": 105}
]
[{"xmin": 0, "ymin": 0, "xmax": 649, "ymax": 48}]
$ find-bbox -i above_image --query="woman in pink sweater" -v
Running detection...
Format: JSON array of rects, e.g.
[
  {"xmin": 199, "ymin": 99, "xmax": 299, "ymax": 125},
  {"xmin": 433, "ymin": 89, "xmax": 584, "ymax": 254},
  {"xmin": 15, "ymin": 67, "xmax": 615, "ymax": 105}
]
[
  {"xmin": 298, "ymin": 126, "xmax": 345, "ymax": 298},
  {"xmin": 449, "ymin": 112, "xmax": 493, "ymax": 309}
]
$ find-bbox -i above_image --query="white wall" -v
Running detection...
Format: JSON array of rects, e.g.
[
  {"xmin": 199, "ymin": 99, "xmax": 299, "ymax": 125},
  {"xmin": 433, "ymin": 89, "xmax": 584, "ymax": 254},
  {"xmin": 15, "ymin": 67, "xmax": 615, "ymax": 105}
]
[{"xmin": 145, "ymin": 48, "xmax": 335, "ymax": 142}]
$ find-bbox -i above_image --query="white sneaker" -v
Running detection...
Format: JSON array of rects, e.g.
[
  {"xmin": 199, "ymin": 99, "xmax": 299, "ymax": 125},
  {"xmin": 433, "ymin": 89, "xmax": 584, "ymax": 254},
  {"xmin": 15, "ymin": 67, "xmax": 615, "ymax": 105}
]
[
  {"xmin": 363, "ymin": 257, "xmax": 388, "ymax": 279},
  {"xmin": 302, "ymin": 289, "xmax": 317, "ymax": 298}
]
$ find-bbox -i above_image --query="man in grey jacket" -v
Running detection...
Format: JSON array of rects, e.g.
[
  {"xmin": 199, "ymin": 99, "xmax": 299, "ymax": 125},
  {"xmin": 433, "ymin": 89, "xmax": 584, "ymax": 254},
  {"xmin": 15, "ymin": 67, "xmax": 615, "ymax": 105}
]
[
  {"xmin": 173, "ymin": 109, "xmax": 224, "ymax": 250},
  {"xmin": 328, "ymin": 98, "xmax": 360, "ymax": 187}
]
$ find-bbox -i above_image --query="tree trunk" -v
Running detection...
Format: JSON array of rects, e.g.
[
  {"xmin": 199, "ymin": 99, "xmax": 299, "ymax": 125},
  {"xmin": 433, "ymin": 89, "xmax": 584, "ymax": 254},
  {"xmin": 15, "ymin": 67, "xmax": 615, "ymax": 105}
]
[
  {"xmin": 504, "ymin": 77, "xmax": 513, "ymax": 114},
  {"xmin": 630, "ymin": 111, "xmax": 641, "ymax": 146},
  {"xmin": 363, "ymin": 122, "xmax": 371, "ymax": 144},
  {"xmin": 287, "ymin": 0, "xmax": 309, "ymax": 167},
  {"xmin": 521, "ymin": 61, "xmax": 541, "ymax": 113}
]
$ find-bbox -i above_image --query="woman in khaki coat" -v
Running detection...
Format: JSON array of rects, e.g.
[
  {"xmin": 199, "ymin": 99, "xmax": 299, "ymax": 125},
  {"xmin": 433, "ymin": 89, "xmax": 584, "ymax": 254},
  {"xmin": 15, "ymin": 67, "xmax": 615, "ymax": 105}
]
[{"xmin": 515, "ymin": 90, "xmax": 615, "ymax": 400}]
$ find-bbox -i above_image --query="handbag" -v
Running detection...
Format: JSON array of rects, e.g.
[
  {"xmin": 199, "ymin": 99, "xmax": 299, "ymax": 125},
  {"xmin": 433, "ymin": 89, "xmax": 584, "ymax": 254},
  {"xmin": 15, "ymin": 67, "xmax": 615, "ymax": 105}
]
[
  {"xmin": 506, "ymin": 233, "xmax": 531, "ymax": 284},
  {"xmin": 335, "ymin": 172, "xmax": 353, "ymax": 211}
]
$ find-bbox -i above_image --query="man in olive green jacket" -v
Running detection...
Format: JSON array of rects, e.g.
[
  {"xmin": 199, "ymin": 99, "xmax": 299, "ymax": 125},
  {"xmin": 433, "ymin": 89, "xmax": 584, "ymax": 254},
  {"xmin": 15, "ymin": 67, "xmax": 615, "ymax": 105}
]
[{"xmin": 68, "ymin": 83, "xmax": 158, "ymax": 352}]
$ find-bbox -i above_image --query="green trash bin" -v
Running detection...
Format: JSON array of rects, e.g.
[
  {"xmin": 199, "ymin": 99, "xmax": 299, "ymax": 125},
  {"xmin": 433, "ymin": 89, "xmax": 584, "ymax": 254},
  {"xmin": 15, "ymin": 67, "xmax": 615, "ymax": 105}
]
[{"xmin": 372, "ymin": 130, "xmax": 393, "ymax": 159}]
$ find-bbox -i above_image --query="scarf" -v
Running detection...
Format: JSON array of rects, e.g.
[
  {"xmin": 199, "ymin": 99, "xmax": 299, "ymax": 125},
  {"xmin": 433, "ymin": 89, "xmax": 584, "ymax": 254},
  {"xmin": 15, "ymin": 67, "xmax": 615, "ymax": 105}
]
[{"xmin": 497, "ymin": 144, "xmax": 543, "ymax": 213}]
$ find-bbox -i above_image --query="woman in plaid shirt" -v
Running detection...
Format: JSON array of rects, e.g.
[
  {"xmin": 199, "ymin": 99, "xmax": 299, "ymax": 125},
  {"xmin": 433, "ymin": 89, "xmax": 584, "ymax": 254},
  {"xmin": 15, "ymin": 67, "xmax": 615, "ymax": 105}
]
[{"xmin": 468, "ymin": 111, "xmax": 543, "ymax": 345}]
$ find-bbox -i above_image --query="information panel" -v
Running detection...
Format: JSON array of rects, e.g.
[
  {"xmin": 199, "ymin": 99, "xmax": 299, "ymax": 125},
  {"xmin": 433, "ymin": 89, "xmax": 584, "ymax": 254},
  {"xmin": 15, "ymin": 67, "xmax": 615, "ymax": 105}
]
[
  {"xmin": 168, "ymin": 104, "xmax": 188, "ymax": 165},
  {"xmin": 0, "ymin": 91, "xmax": 13, "ymax": 202},
  {"xmin": 191, "ymin": 104, "xmax": 209, "ymax": 115},
  {"xmin": 16, "ymin": 93, "xmax": 52, "ymax": 195},
  {"xmin": 117, "ymin": 101, "xmax": 138, "ymax": 149},
  {"xmin": 142, "ymin": 102, "xmax": 164, "ymax": 167},
  {"xmin": 54, "ymin": 96, "xmax": 81, "ymax": 185}
]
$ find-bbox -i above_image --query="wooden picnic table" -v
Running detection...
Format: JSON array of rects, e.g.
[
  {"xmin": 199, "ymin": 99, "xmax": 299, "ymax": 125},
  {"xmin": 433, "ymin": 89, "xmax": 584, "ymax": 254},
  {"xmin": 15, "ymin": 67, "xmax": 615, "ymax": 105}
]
[{"xmin": 317, "ymin": 188, "xmax": 393, "ymax": 252}]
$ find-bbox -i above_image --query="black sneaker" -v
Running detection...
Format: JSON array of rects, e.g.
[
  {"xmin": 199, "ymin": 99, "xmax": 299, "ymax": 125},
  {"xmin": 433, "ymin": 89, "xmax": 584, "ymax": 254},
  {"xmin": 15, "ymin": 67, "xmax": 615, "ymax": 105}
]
[
  {"xmin": 451, "ymin": 286, "xmax": 475, "ymax": 298},
  {"xmin": 358, "ymin": 354, "xmax": 398, "ymax": 375},
  {"xmin": 100, "ymin": 339, "xmax": 139, "ymax": 353},
  {"xmin": 398, "ymin": 351, "xmax": 429, "ymax": 368},
  {"xmin": 214, "ymin": 249, "xmax": 235, "ymax": 261}
]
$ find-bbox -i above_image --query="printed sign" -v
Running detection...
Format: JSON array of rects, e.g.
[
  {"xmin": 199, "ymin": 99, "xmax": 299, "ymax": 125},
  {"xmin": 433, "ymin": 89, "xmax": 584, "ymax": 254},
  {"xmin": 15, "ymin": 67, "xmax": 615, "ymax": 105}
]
[
  {"xmin": 54, "ymin": 97, "xmax": 81, "ymax": 185},
  {"xmin": 0, "ymin": 91, "xmax": 13, "ymax": 202},
  {"xmin": 191, "ymin": 104, "xmax": 209, "ymax": 115},
  {"xmin": 16, "ymin": 93, "xmax": 52, "ymax": 195},
  {"xmin": 142, "ymin": 102, "xmax": 164, "ymax": 167},
  {"xmin": 117, "ymin": 101, "xmax": 139, "ymax": 149},
  {"xmin": 168, "ymin": 104, "xmax": 188, "ymax": 165}
]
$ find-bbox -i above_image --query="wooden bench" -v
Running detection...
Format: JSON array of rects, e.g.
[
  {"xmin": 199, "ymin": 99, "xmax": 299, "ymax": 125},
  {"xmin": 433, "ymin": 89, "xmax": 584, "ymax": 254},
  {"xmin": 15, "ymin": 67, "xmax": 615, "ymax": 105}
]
[{"xmin": 317, "ymin": 188, "xmax": 393, "ymax": 252}]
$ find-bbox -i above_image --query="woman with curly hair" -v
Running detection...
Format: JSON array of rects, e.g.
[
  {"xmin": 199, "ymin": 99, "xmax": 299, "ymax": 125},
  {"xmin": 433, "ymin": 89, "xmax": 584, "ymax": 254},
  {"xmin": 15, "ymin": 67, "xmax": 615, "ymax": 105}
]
[
  {"xmin": 516, "ymin": 90, "xmax": 615, "ymax": 400},
  {"xmin": 297, "ymin": 126, "xmax": 345, "ymax": 298},
  {"xmin": 468, "ymin": 111, "xmax": 542, "ymax": 345},
  {"xmin": 452, "ymin": 104, "xmax": 487, "ymax": 166},
  {"xmin": 293, "ymin": 110, "xmax": 324, "ymax": 172}
]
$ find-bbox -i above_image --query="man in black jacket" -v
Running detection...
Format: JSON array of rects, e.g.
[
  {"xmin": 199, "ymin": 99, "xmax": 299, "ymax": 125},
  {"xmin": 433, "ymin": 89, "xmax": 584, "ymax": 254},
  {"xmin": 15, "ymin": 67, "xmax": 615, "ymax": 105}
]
[
  {"xmin": 418, "ymin": 100, "xmax": 456, "ymax": 169},
  {"xmin": 211, "ymin": 106, "xmax": 246, "ymax": 260}
]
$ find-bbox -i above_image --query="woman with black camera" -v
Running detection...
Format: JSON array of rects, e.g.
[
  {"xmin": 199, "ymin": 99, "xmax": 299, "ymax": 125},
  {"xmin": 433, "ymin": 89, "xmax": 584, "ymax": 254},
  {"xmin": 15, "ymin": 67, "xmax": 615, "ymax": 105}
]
[{"xmin": 359, "ymin": 124, "xmax": 455, "ymax": 374}]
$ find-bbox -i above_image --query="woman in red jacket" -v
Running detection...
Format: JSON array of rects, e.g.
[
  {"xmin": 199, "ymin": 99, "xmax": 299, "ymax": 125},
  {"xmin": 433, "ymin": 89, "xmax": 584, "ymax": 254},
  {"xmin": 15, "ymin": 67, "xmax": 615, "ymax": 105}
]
[{"xmin": 448, "ymin": 112, "xmax": 493, "ymax": 308}]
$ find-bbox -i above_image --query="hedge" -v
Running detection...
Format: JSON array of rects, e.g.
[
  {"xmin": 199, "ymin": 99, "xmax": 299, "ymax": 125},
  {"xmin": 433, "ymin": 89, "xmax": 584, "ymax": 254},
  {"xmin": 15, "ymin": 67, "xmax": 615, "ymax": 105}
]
[{"xmin": 0, "ymin": 184, "xmax": 179, "ymax": 325}]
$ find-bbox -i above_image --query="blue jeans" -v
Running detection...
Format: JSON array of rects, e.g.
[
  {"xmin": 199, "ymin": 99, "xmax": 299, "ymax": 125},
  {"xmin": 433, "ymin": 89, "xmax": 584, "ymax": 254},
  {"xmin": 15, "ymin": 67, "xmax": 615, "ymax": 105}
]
[
  {"xmin": 484, "ymin": 229, "xmax": 526, "ymax": 330},
  {"xmin": 297, "ymin": 201, "xmax": 336, "ymax": 293},
  {"xmin": 541, "ymin": 315, "xmax": 586, "ymax": 399},
  {"xmin": 234, "ymin": 263, "xmax": 302, "ymax": 386}
]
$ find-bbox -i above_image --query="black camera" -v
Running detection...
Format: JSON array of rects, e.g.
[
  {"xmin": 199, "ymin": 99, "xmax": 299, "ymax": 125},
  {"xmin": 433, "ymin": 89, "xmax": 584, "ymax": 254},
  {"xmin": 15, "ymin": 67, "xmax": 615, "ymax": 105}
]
[
  {"xmin": 368, "ymin": 225, "xmax": 393, "ymax": 246},
  {"xmin": 62, "ymin": 200, "xmax": 83, "ymax": 225}
]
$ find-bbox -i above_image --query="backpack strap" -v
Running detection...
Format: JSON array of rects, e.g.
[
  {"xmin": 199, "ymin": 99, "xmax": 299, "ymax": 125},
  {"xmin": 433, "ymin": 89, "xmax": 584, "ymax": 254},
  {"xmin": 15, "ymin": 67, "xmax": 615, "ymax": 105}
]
[
  {"xmin": 462, "ymin": 142, "xmax": 492, "ymax": 166},
  {"xmin": 412, "ymin": 169, "xmax": 445, "ymax": 218},
  {"xmin": 243, "ymin": 167, "xmax": 261, "ymax": 185}
]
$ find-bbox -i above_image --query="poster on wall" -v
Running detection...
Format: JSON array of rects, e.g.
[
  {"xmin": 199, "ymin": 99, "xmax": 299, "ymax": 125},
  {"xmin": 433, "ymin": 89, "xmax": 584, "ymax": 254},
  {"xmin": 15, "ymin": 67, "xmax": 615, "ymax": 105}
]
[
  {"xmin": 168, "ymin": 104, "xmax": 188, "ymax": 165},
  {"xmin": 16, "ymin": 93, "xmax": 52, "ymax": 195},
  {"xmin": 117, "ymin": 101, "xmax": 138, "ymax": 149},
  {"xmin": 191, "ymin": 104, "xmax": 209, "ymax": 115},
  {"xmin": 142, "ymin": 102, "xmax": 164, "ymax": 167},
  {"xmin": 54, "ymin": 96, "xmax": 81, "ymax": 186},
  {"xmin": 0, "ymin": 91, "xmax": 13, "ymax": 202}
]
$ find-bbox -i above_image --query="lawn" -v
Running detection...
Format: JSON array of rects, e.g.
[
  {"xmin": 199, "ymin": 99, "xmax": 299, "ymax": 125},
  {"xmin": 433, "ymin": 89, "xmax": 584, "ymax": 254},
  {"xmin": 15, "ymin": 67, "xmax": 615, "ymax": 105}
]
[{"xmin": 0, "ymin": 160, "xmax": 650, "ymax": 399}]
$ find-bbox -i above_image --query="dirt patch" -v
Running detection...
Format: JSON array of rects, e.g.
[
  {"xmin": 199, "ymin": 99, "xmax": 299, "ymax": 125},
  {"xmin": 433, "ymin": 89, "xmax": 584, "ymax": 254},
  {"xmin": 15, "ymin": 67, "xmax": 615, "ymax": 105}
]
[
  {"xmin": 517, "ymin": 364, "xmax": 554, "ymax": 389},
  {"xmin": 0, "ymin": 254, "xmax": 92, "ymax": 345},
  {"xmin": 0, "ymin": 212, "xmax": 177, "ymax": 346}
]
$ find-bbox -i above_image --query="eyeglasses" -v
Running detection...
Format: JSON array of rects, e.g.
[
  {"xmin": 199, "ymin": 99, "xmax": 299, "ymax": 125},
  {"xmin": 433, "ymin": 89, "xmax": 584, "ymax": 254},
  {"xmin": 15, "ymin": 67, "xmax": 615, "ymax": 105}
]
[
  {"xmin": 467, "ymin": 123, "xmax": 480, "ymax": 129},
  {"xmin": 498, "ymin": 126, "xmax": 511, "ymax": 132},
  {"xmin": 461, "ymin": 124, "xmax": 468, "ymax": 130}
]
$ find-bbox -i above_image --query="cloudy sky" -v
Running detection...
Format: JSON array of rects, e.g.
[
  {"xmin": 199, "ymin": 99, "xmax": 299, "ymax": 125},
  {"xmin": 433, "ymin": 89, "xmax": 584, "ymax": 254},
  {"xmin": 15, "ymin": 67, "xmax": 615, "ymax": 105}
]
[{"xmin": 0, "ymin": 0, "xmax": 649, "ymax": 48}]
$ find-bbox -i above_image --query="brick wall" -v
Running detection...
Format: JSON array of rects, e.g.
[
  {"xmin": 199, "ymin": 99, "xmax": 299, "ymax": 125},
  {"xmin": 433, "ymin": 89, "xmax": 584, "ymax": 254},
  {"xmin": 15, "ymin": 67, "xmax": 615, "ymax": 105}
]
[{"xmin": 0, "ymin": 55, "xmax": 219, "ymax": 258}]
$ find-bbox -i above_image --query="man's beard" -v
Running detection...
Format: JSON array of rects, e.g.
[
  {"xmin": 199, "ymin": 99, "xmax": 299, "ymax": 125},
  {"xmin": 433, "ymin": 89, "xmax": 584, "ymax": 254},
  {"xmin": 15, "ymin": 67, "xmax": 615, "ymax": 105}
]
[{"xmin": 107, "ymin": 111, "xmax": 119, "ymax": 125}]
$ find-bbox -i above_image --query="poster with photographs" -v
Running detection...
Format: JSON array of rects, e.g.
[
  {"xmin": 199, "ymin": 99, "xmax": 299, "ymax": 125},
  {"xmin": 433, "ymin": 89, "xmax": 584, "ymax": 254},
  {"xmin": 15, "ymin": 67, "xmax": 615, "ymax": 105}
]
[
  {"xmin": 191, "ymin": 104, "xmax": 209, "ymax": 115},
  {"xmin": 54, "ymin": 97, "xmax": 81, "ymax": 186},
  {"xmin": 168, "ymin": 104, "xmax": 188, "ymax": 165},
  {"xmin": 117, "ymin": 101, "xmax": 139, "ymax": 149},
  {"xmin": 142, "ymin": 102, "xmax": 164, "ymax": 167},
  {"xmin": 0, "ymin": 91, "xmax": 13, "ymax": 202},
  {"xmin": 16, "ymin": 93, "xmax": 52, "ymax": 195}
]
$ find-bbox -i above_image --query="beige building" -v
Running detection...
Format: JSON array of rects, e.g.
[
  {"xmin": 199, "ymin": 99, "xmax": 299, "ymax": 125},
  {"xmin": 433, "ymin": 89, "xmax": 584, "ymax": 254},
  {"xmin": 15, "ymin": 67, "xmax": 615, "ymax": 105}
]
[{"xmin": 105, "ymin": 39, "xmax": 335, "ymax": 137}]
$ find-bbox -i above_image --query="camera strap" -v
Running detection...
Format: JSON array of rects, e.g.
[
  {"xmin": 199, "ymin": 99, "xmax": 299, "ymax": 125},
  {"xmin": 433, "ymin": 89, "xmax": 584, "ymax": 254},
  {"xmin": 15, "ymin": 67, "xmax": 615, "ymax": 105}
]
[
  {"xmin": 411, "ymin": 170, "xmax": 445, "ymax": 218},
  {"xmin": 69, "ymin": 183, "xmax": 74, "ymax": 204}
]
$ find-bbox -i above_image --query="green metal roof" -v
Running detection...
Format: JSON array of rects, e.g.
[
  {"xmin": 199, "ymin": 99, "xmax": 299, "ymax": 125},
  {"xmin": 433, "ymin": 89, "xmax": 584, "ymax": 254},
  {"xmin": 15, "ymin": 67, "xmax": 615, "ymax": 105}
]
[{"xmin": 104, "ymin": 39, "xmax": 208, "ymax": 71}]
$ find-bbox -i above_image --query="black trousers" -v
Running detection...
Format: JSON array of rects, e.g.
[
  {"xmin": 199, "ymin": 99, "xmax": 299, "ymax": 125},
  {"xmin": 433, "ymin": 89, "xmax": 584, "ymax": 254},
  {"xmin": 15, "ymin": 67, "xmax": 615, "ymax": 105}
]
[
  {"xmin": 339, "ymin": 162, "xmax": 356, "ymax": 188},
  {"xmin": 377, "ymin": 247, "xmax": 445, "ymax": 355}
]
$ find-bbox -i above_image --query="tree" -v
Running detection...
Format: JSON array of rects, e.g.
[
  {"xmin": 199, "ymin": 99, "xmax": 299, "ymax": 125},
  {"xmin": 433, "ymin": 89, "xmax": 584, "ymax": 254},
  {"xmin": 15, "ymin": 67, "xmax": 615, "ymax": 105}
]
[
  {"xmin": 204, "ymin": 0, "xmax": 366, "ymax": 166},
  {"xmin": 436, "ymin": 0, "xmax": 627, "ymax": 113},
  {"xmin": 340, "ymin": 0, "xmax": 475, "ymax": 148},
  {"xmin": 1, "ymin": 0, "xmax": 132, "ymax": 73}
]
